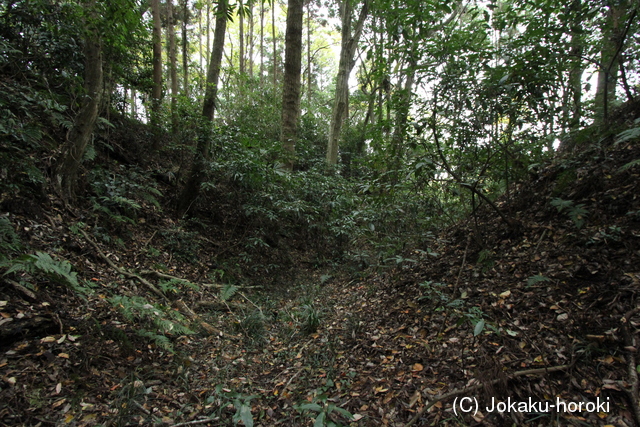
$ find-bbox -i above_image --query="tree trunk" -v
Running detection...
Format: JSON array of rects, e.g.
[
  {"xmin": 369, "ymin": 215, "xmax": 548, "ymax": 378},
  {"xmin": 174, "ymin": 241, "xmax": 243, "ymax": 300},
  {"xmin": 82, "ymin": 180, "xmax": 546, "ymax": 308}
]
[
  {"xmin": 150, "ymin": 0, "xmax": 163, "ymax": 126},
  {"xmin": 207, "ymin": 2, "xmax": 211, "ymax": 68},
  {"xmin": 182, "ymin": 0, "xmax": 189, "ymax": 98},
  {"xmin": 240, "ymin": 2, "xmax": 245, "ymax": 75},
  {"xmin": 202, "ymin": 0, "xmax": 229, "ymax": 120},
  {"xmin": 260, "ymin": 0, "xmax": 265, "ymax": 82},
  {"xmin": 390, "ymin": 59, "xmax": 415, "ymax": 166},
  {"xmin": 594, "ymin": 1, "xmax": 627, "ymax": 123},
  {"xmin": 55, "ymin": 0, "xmax": 103, "ymax": 200},
  {"xmin": 306, "ymin": 1, "xmax": 311, "ymax": 106},
  {"xmin": 167, "ymin": 0, "xmax": 179, "ymax": 132},
  {"xmin": 272, "ymin": 0, "xmax": 277, "ymax": 85},
  {"xmin": 280, "ymin": 0, "xmax": 304, "ymax": 170},
  {"xmin": 249, "ymin": 0, "xmax": 254, "ymax": 77},
  {"xmin": 326, "ymin": 0, "xmax": 369, "ymax": 165},
  {"xmin": 177, "ymin": 0, "xmax": 229, "ymax": 215},
  {"xmin": 198, "ymin": 4, "xmax": 203, "ymax": 77}
]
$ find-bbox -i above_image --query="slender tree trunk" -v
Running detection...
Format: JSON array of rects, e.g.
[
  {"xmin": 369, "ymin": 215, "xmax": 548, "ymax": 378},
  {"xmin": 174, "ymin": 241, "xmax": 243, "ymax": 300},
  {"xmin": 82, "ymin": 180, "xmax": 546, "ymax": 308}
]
[
  {"xmin": 326, "ymin": 0, "xmax": 369, "ymax": 165},
  {"xmin": 168, "ymin": 0, "xmax": 179, "ymax": 132},
  {"xmin": 594, "ymin": 1, "xmax": 627, "ymax": 123},
  {"xmin": 206, "ymin": 1, "xmax": 211, "ymax": 74},
  {"xmin": 249, "ymin": 0, "xmax": 254, "ymax": 78},
  {"xmin": 178, "ymin": 0, "xmax": 229, "ymax": 215},
  {"xmin": 202, "ymin": 0, "xmax": 228, "ymax": 119},
  {"xmin": 260, "ymin": 0, "xmax": 265, "ymax": 82},
  {"xmin": 280, "ymin": 0, "xmax": 304, "ymax": 170},
  {"xmin": 182, "ymin": 0, "xmax": 189, "ymax": 97},
  {"xmin": 131, "ymin": 89, "xmax": 137, "ymax": 118},
  {"xmin": 391, "ymin": 60, "xmax": 415, "ymax": 162},
  {"xmin": 240, "ymin": 2, "xmax": 245, "ymax": 74},
  {"xmin": 272, "ymin": 0, "xmax": 277, "ymax": 85},
  {"xmin": 199, "ymin": 5, "xmax": 203, "ymax": 77},
  {"xmin": 150, "ymin": 0, "xmax": 163, "ymax": 125},
  {"xmin": 567, "ymin": 10, "xmax": 584, "ymax": 129},
  {"xmin": 55, "ymin": 0, "xmax": 103, "ymax": 200},
  {"xmin": 306, "ymin": 1, "xmax": 311, "ymax": 107},
  {"xmin": 177, "ymin": 0, "xmax": 229, "ymax": 215}
]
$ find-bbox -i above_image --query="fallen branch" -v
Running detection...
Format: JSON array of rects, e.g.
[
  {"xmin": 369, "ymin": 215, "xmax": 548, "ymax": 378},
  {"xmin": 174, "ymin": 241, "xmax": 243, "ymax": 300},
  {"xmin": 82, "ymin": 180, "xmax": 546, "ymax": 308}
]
[
  {"xmin": 175, "ymin": 300, "xmax": 241, "ymax": 341},
  {"xmin": 405, "ymin": 364, "xmax": 573, "ymax": 426},
  {"xmin": 170, "ymin": 417, "xmax": 220, "ymax": 427},
  {"xmin": 79, "ymin": 228, "xmax": 169, "ymax": 304},
  {"xmin": 138, "ymin": 270, "xmax": 262, "ymax": 289},
  {"xmin": 6, "ymin": 278, "xmax": 37, "ymax": 301}
]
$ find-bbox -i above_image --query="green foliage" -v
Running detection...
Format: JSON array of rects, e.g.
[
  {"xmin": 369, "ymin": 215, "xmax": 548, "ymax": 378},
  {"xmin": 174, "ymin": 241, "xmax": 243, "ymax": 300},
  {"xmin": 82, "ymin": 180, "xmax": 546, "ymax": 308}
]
[
  {"xmin": 618, "ymin": 158, "xmax": 640, "ymax": 173},
  {"xmin": 615, "ymin": 119, "xmax": 640, "ymax": 145},
  {"xmin": 3, "ymin": 251, "xmax": 91, "ymax": 295},
  {"xmin": 0, "ymin": 217, "xmax": 21, "ymax": 261},
  {"xmin": 238, "ymin": 310, "xmax": 266, "ymax": 344},
  {"xmin": 89, "ymin": 166, "xmax": 163, "ymax": 224},
  {"xmin": 159, "ymin": 226, "xmax": 202, "ymax": 263},
  {"xmin": 205, "ymin": 385, "xmax": 256, "ymax": 427},
  {"xmin": 552, "ymin": 169, "xmax": 577, "ymax": 196},
  {"xmin": 418, "ymin": 281, "xmax": 457, "ymax": 309},
  {"xmin": 294, "ymin": 380, "xmax": 355, "ymax": 427},
  {"xmin": 221, "ymin": 284, "xmax": 239, "ymax": 301},
  {"xmin": 526, "ymin": 274, "xmax": 551, "ymax": 287},
  {"xmin": 550, "ymin": 198, "xmax": 588, "ymax": 229},
  {"xmin": 109, "ymin": 295, "xmax": 194, "ymax": 352},
  {"xmin": 157, "ymin": 278, "xmax": 200, "ymax": 294},
  {"xmin": 300, "ymin": 301, "xmax": 322, "ymax": 335}
]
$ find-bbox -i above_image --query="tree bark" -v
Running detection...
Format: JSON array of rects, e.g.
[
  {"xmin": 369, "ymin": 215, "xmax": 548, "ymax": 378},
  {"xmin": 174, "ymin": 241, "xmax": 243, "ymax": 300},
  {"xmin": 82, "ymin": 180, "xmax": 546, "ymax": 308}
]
[
  {"xmin": 150, "ymin": 0, "xmax": 163, "ymax": 126},
  {"xmin": 326, "ymin": 0, "xmax": 369, "ymax": 165},
  {"xmin": 167, "ymin": 0, "xmax": 179, "ymax": 132},
  {"xmin": 306, "ymin": 1, "xmax": 311, "ymax": 106},
  {"xmin": 182, "ymin": 0, "xmax": 190, "ymax": 98},
  {"xmin": 55, "ymin": 0, "xmax": 103, "ymax": 200},
  {"xmin": 260, "ymin": 0, "xmax": 265, "ymax": 82},
  {"xmin": 202, "ymin": 0, "xmax": 229, "ymax": 120},
  {"xmin": 594, "ymin": 1, "xmax": 627, "ymax": 123},
  {"xmin": 239, "ymin": 2, "xmax": 245, "ymax": 74},
  {"xmin": 249, "ymin": 0, "xmax": 254, "ymax": 77},
  {"xmin": 280, "ymin": 0, "xmax": 304, "ymax": 170},
  {"xmin": 272, "ymin": 0, "xmax": 277, "ymax": 85},
  {"xmin": 177, "ymin": 0, "xmax": 229, "ymax": 215}
]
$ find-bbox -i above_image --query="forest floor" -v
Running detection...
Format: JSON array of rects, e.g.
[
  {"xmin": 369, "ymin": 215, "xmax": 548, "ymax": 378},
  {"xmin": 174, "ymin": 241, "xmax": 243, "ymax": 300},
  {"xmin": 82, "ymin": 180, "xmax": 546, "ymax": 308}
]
[{"xmin": 2, "ymin": 135, "xmax": 640, "ymax": 426}]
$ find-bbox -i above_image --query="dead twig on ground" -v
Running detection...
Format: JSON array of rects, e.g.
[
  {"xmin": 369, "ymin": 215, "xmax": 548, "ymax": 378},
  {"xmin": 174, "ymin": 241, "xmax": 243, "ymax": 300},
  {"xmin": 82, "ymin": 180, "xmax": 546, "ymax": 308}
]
[{"xmin": 79, "ymin": 228, "xmax": 169, "ymax": 303}]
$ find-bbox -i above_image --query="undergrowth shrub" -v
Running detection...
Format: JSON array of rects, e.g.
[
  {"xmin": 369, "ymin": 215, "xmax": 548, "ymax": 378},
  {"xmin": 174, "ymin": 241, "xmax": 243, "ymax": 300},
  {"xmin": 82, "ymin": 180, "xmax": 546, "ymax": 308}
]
[
  {"xmin": 88, "ymin": 165, "xmax": 163, "ymax": 224},
  {"xmin": 0, "ymin": 216, "xmax": 22, "ymax": 261},
  {"xmin": 2, "ymin": 251, "xmax": 92, "ymax": 295},
  {"xmin": 109, "ymin": 295, "xmax": 194, "ymax": 352}
]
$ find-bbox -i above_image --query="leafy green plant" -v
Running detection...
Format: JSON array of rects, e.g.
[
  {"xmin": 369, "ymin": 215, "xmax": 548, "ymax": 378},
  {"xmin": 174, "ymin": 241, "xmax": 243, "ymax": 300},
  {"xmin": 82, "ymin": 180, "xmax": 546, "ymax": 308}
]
[
  {"xmin": 238, "ymin": 310, "xmax": 267, "ymax": 344},
  {"xmin": 157, "ymin": 278, "xmax": 200, "ymax": 294},
  {"xmin": 418, "ymin": 281, "xmax": 459, "ymax": 309},
  {"xmin": 205, "ymin": 385, "xmax": 256, "ymax": 427},
  {"xmin": 109, "ymin": 295, "xmax": 194, "ymax": 352},
  {"xmin": 550, "ymin": 198, "xmax": 588, "ymax": 229},
  {"xmin": 221, "ymin": 283, "xmax": 239, "ymax": 301},
  {"xmin": 294, "ymin": 381, "xmax": 355, "ymax": 427},
  {"xmin": 477, "ymin": 249, "xmax": 494, "ymax": 272},
  {"xmin": 88, "ymin": 166, "xmax": 163, "ymax": 225},
  {"xmin": 526, "ymin": 274, "xmax": 551, "ymax": 287},
  {"xmin": 3, "ymin": 251, "xmax": 91, "ymax": 295},
  {"xmin": 0, "ymin": 217, "xmax": 21, "ymax": 261},
  {"xmin": 300, "ymin": 301, "xmax": 322, "ymax": 335},
  {"xmin": 615, "ymin": 118, "xmax": 640, "ymax": 145},
  {"xmin": 618, "ymin": 158, "xmax": 640, "ymax": 173}
]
